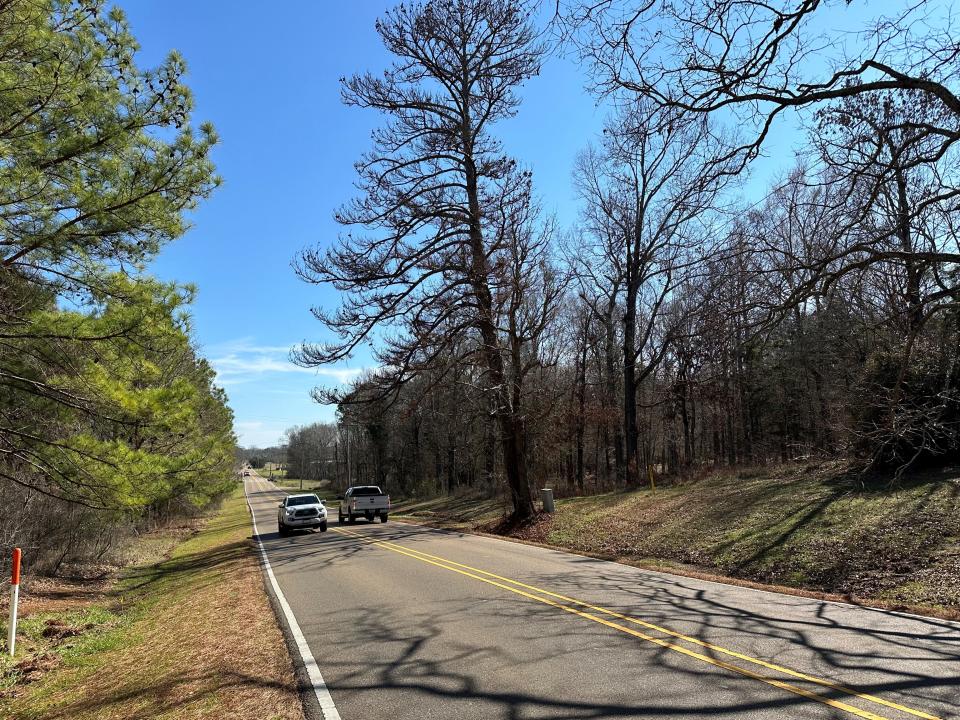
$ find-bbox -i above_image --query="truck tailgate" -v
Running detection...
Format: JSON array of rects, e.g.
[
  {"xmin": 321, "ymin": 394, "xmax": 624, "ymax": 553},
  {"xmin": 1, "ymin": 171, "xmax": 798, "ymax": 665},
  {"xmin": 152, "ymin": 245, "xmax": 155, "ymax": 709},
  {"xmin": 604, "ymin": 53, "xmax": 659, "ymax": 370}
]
[{"xmin": 353, "ymin": 495, "xmax": 387, "ymax": 510}]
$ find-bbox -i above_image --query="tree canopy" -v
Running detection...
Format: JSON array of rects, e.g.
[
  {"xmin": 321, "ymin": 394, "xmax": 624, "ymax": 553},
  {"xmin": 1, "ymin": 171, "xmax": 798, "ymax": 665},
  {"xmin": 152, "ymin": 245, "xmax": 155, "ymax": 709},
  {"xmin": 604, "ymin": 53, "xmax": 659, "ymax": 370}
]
[{"xmin": 1, "ymin": 0, "xmax": 233, "ymax": 572}]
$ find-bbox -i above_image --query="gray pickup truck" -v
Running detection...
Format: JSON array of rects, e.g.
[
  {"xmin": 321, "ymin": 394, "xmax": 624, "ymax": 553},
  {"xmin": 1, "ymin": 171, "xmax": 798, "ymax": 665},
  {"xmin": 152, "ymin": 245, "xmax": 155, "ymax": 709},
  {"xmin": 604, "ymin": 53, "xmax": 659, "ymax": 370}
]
[{"xmin": 338, "ymin": 485, "xmax": 390, "ymax": 524}]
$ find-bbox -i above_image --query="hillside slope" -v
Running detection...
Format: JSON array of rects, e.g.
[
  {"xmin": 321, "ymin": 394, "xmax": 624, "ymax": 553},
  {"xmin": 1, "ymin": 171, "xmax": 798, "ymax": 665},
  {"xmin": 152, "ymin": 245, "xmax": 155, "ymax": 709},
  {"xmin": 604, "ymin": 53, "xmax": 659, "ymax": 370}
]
[{"xmin": 396, "ymin": 462, "xmax": 960, "ymax": 616}]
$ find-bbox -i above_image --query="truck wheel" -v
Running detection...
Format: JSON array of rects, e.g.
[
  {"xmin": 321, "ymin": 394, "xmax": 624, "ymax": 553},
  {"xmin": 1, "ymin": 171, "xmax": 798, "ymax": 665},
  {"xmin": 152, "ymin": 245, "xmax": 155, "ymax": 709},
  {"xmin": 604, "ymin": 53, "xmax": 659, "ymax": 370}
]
[
  {"xmin": 338, "ymin": 510, "xmax": 343, "ymax": 524},
  {"xmin": 348, "ymin": 513, "xmax": 356, "ymax": 524},
  {"xmin": 319, "ymin": 521, "xmax": 328, "ymax": 532},
  {"xmin": 380, "ymin": 513, "xmax": 389, "ymax": 523},
  {"xmin": 278, "ymin": 523, "xmax": 288, "ymax": 536}
]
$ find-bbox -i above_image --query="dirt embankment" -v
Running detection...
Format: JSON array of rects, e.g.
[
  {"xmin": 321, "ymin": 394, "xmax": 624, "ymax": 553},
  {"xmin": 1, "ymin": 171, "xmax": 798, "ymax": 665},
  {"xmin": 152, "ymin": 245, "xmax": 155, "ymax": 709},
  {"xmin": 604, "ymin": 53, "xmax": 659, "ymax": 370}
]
[{"xmin": 396, "ymin": 462, "xmax": 960, "ymax": 619}]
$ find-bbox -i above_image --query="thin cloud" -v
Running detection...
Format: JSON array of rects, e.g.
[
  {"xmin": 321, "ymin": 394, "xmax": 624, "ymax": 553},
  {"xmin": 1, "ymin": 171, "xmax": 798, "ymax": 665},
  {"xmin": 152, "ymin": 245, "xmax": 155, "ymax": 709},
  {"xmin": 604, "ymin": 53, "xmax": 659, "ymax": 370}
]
[
  {"xmin": 209, "ymin": 337, "xmax": 363, "ymax": 387},
  {"xmin": 234, "ymin": 420, "xmax": 288, "ymax": 447}
]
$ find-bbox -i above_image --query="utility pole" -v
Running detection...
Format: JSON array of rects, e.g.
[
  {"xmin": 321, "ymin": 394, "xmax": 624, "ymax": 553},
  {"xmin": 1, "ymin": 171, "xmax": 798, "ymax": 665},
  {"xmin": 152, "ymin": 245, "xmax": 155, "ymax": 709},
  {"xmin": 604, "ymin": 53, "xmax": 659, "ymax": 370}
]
[
  {"xmin": 345, "ymin": 426, "xmax": 352, "ymax": 489},
  {"xmin": 334, "ymin": 440, "xmax": 340, "ymax": 487}
]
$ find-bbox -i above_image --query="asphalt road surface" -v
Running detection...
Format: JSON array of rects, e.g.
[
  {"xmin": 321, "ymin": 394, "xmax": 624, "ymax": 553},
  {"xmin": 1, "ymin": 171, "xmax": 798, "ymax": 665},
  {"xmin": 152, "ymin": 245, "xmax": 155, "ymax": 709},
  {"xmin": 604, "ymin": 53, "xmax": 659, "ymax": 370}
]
[{"xmin": 244, "ymin": 475, "xmax": 959, "ymax": 720}]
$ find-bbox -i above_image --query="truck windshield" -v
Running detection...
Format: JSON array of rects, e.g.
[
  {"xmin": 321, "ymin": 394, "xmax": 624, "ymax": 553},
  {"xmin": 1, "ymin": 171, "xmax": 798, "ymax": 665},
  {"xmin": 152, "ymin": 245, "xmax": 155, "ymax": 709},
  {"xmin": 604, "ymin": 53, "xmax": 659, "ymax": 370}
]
[
  {"xmin": 350, "ymin": 487, "xmax": 382, "ymax": 496},
  {"xmin": 287, "ymin": 495, "xmax": 321, "ymax": 506}
]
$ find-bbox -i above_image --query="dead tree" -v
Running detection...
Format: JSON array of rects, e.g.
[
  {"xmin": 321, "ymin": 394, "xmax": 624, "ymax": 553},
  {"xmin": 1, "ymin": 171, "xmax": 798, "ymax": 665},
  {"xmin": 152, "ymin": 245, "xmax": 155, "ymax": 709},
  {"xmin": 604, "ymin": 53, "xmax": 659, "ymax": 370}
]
[
  {"xmin": 564, "ymin": 0, "xmax": 960, "ymax": 175},
  {"xmin": 294, "ymin": 0, "xmax": 546, "ymax": 520},
  {"xmin": 574, "ymin": 100, "xmax": 731, "ymax": 483}
]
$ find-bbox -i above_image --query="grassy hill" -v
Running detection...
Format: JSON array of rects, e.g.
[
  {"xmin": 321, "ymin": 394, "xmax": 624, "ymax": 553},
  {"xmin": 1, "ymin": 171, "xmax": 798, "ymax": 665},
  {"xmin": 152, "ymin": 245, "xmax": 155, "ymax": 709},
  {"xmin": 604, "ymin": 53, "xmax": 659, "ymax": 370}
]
[{"xmin": 395, "ymin": 461, "xmax": 960, "ymax": 617}]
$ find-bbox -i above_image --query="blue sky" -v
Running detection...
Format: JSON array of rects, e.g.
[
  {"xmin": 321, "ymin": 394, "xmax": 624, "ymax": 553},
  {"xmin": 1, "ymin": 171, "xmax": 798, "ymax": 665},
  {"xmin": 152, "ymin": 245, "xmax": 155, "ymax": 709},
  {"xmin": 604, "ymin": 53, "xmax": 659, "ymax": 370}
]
[
  {"xmin": 120, "ymin": 1, "xmax": 872, "ymax": 447},
  {"xmin": 121, "ymin": 1, "xmax": 608, "ymax": 447}
]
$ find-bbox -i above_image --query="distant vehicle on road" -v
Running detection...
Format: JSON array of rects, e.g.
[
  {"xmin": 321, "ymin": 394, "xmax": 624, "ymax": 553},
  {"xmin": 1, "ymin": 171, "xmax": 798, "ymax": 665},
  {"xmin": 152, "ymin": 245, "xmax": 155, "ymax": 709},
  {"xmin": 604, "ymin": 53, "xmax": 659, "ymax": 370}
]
[
  {"xmin": 278, "ymin": 493, "xmax": 328, "ymax": 535},
  {"xmin": 338, "ymin": 486, "xmax": 390, "ymax": 524}
]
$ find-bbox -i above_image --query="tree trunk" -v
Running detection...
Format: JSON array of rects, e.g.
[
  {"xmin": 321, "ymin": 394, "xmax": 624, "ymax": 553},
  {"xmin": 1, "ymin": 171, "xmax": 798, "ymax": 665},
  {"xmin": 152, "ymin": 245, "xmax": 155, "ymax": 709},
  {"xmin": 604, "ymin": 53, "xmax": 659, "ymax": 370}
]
[
  {"xmin": 484, "ymin": 406, "xmax": 497, "ymax": 491},
  {"xmin": 679, "ymin": 382, "xmax": 693, "ymax": 467},
  {"xmin": 575, "ymin": 324, "xmax": 587, "ymax": 494},
  {"xmin": 603, "ymin": 302, "xmax": 625, "ymax": 482},
  {"xmin": 464, "ymin": 145, "xmax": 533, "ymax": 520},
  {"xmin": 623, "ymin": 280, "xmax": 639, "ymax": 485}
]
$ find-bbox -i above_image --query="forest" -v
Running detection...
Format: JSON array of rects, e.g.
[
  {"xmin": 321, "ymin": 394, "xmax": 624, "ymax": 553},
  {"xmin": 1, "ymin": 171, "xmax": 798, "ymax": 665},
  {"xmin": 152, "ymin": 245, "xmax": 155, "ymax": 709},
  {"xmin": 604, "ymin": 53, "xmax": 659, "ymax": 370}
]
[
  {"xmin": 0, "ymin": 1, "xmax": 235, "ymax": 573},
  {"xmin": 295, "ymin": 0, "xmax": 960, "ymax": 521},
  {"xmin": 3, "ymin": 0, "xmax": 959, "ymax": 569}
]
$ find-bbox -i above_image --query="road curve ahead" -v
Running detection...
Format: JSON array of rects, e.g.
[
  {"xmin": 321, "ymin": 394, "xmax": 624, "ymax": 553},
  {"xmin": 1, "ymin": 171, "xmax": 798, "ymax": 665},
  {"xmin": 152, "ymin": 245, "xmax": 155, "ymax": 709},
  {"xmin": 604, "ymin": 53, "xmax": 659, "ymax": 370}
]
[{"xmin": 244, "ymin": 476, "xmax": 959, "ymax": 720}]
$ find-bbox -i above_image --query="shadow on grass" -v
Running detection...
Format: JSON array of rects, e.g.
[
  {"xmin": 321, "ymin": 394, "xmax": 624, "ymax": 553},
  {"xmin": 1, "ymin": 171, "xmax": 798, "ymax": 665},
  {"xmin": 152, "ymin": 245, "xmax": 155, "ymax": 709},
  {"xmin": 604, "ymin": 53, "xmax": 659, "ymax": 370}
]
[
  {"xmin": 40, "ymin": 668, "xmax": 295, "ymax": 720},
  {"xmin": 397, "ymin": 493, "xmax": 509, "ymax": 523},
  {"xmin": 119, "ymin": 524, "xmax": 252, "ymax": 599}
]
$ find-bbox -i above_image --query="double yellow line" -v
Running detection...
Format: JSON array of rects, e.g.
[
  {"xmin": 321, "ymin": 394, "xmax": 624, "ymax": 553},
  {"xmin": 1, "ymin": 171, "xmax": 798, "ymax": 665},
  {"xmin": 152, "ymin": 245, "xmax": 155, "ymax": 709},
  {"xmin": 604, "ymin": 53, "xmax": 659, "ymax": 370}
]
[{"xmin": 332, "ymin": 526, "xmax": 942, "ymax": 720}]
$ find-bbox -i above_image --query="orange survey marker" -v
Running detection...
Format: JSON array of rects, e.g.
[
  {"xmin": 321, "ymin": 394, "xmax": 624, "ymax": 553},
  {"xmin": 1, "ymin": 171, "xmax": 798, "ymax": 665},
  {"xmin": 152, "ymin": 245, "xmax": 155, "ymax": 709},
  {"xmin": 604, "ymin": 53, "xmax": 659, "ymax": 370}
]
[{"xmin": 8, "ymin": 547, "xmax": 21, "ymax": 656}]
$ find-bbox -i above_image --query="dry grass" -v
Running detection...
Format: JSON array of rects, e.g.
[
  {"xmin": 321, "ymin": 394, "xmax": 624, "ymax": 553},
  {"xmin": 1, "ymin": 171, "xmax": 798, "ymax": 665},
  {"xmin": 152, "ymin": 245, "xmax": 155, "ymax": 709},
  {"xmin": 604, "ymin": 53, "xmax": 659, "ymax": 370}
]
[
  {"xmin": 395, "ymin": 462, "xmax": 960, "ymax": 619},
  {"xmin": 0, "ymin": 523, "xmax": 195, "ymax": 622},
  {"xmin": 0, "ymin": 511, "xmax": 209, "ymax": 609},
  {"xmin": 1, "ymin": 489, "xmax": 304, "ymax": 720},
  {"xmin": 2, "ymin": 576, "xmax": 113, "ymax": 620}
]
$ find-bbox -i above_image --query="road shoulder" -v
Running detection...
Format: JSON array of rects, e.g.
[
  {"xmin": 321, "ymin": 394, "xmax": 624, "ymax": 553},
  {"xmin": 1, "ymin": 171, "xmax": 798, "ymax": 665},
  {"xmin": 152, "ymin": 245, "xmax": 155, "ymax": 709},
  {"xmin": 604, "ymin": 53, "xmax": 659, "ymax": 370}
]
[
  {"xmin": 1, "ymin": 486, "xmax": 304, "ymax": 720},
  {"xmin": 245, "ymin": 475, "xmax": 341, "ymax": 720}
]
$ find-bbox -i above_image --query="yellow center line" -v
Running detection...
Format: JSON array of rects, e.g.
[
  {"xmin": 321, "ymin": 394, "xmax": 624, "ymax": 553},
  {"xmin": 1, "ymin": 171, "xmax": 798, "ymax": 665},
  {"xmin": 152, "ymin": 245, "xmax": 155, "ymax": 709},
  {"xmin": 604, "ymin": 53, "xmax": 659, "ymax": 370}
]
[
  {"xmin": 331, "ymin": 526, "xmax": 941, "ymax": 720},
  {"xmin": 357, "ymin": 532, "xmax": 939, "ymax": 720}
]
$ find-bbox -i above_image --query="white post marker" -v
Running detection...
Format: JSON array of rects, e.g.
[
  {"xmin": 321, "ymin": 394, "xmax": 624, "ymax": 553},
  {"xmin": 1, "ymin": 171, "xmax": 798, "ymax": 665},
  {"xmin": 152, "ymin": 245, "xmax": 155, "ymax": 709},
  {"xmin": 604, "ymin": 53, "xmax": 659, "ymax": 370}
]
[{"xmin": 8, "ymin": 547, "xmax": 21, "ymax": 657}]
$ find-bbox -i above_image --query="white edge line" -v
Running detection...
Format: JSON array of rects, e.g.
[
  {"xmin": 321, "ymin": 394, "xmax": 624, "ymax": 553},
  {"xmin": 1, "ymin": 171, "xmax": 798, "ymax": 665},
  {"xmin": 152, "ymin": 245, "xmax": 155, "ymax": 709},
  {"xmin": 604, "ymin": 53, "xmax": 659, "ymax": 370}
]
[{"xmin": 245, "ymin": 479, "xmax": 342, "ymax": 720}]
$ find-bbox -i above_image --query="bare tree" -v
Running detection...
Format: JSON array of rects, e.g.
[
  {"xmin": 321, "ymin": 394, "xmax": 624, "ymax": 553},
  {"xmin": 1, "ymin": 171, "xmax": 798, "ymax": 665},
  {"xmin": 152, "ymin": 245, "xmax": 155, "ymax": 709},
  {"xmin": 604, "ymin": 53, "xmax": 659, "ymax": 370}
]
[
  {"xmin": 294, "ymin": 0, "xmax": 547, "ymax": 520},
  {"xmin": 574, "ymin": 100, "xmax": 731, "ymax": 483},
  {"xmin": 563, "ymin": 0, "xmax": 960, "ymax": 175},
  {"xmin": 809, "ymin": 91, "xmax": 960, "ymax": 472}
]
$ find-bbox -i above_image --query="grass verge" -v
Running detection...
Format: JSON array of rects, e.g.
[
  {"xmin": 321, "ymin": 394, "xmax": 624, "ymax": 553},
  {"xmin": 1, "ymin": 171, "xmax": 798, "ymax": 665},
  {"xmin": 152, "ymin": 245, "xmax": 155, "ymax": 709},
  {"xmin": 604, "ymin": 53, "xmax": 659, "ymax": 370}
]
[
  {"xmin": 394, "ymin": 461, "xmax": 960, "ymax": 618},
  {"xmin": 255, "ymin": 463, "xmax": 287, "ymax": 479},
  {"xmin": 271, "ymin": 477, "xmax": 339, "ymax": 504},
  {"xmin": 1, "ymin": 487, "xmax": 303, "ymax": 720}
]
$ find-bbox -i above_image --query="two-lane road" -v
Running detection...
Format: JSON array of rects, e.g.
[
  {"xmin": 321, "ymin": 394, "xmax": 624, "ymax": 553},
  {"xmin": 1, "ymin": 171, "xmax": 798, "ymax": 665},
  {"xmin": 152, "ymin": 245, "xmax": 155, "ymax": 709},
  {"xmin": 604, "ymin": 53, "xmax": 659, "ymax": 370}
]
[{"xmin": 245, "ymin": 476, "xmax": 959, "ymax": 719}]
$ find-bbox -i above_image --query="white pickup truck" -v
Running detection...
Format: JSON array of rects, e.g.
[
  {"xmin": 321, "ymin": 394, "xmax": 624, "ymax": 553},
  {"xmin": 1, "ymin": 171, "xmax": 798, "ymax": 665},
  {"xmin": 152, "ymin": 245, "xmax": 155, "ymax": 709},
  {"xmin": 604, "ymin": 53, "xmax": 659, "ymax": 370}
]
[
  {"xmin": 277, "ymin": 493, "xmax": 328, "ymax": 535},
  {"xmin": 338, "ymin": 485, "xmax": 390, "ymax": 524}
]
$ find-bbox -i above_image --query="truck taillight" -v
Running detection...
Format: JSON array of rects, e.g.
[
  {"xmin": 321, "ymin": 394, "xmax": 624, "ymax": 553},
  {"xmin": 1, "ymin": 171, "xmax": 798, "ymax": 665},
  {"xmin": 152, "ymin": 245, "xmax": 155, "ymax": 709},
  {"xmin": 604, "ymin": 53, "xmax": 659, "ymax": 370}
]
[{"xmin": 387, "ymin": 495, "xmax": 391, "ymax": 509}]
